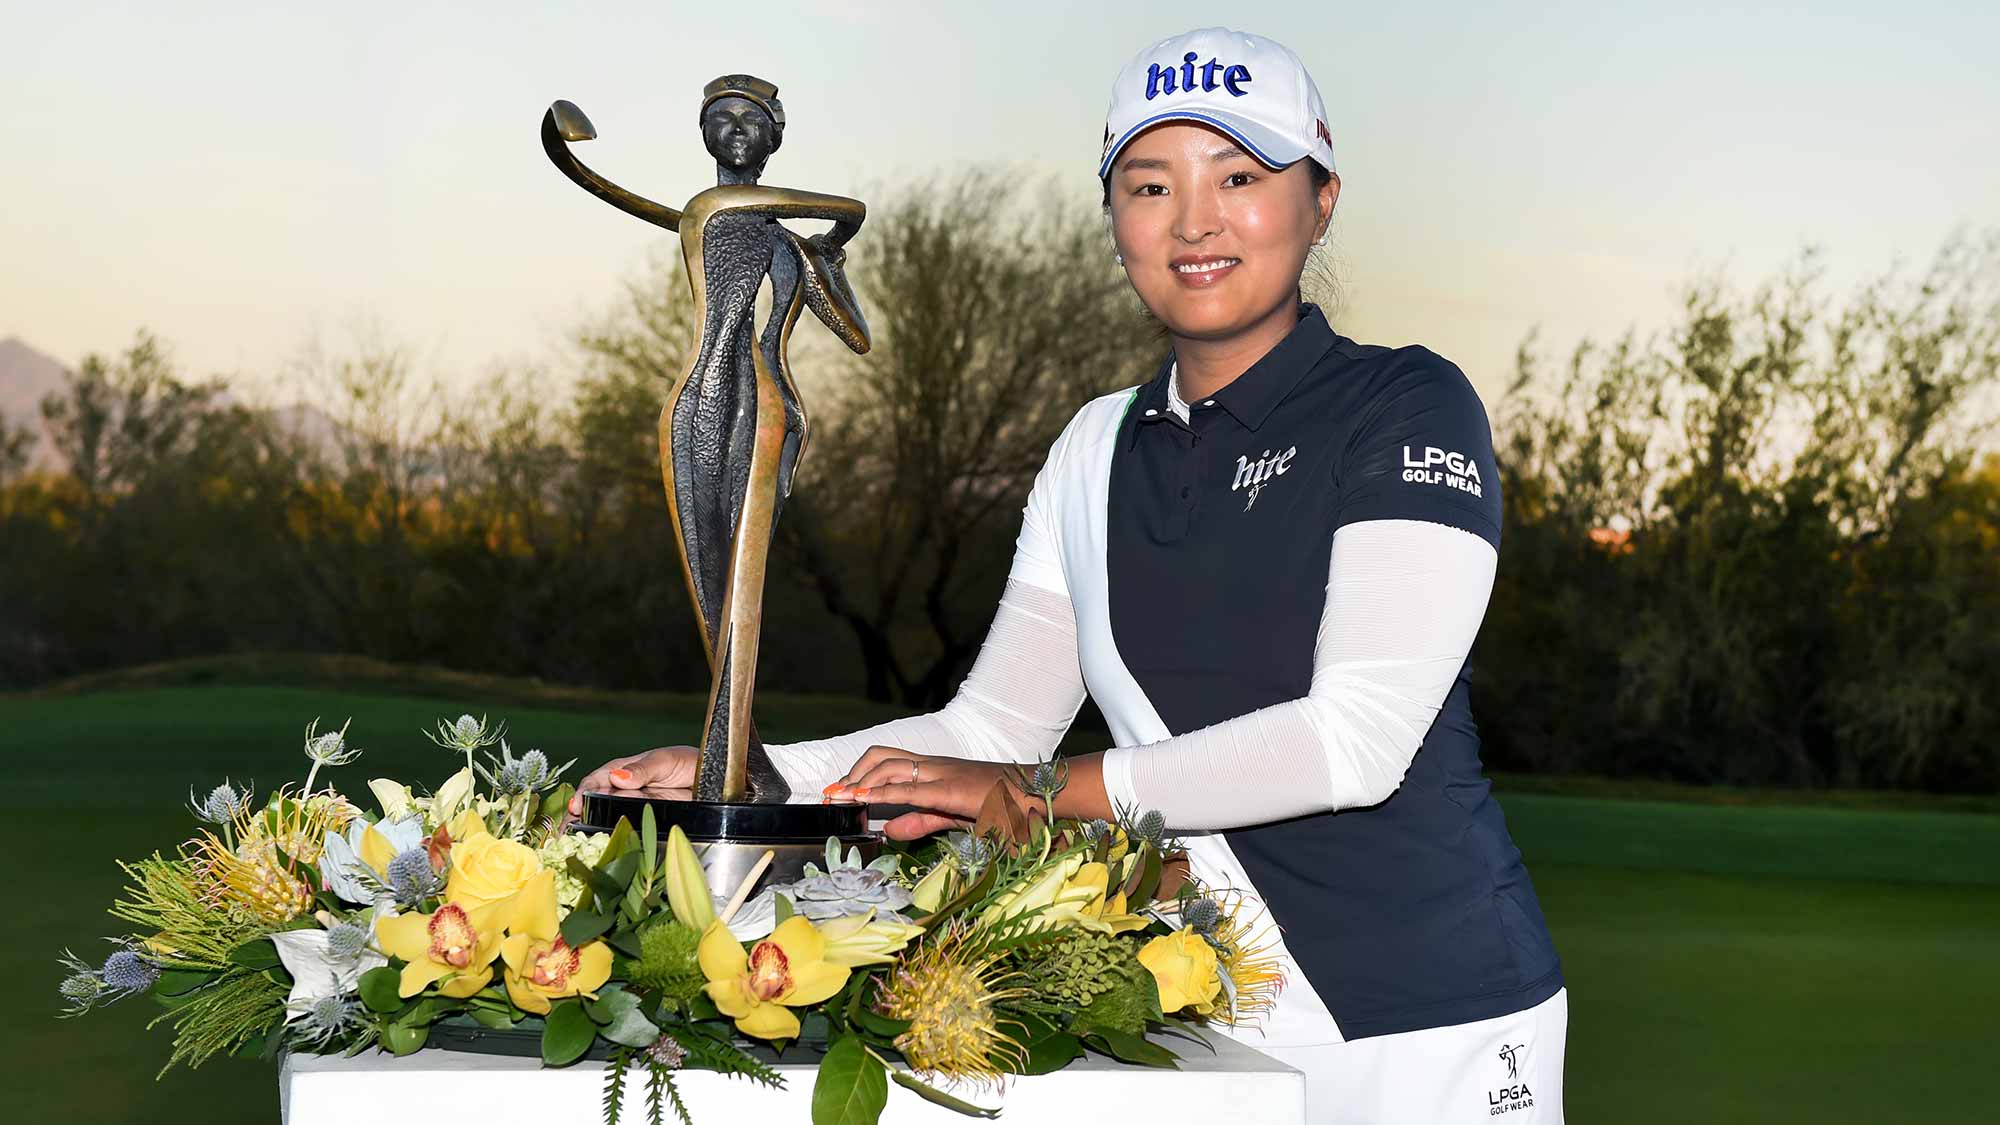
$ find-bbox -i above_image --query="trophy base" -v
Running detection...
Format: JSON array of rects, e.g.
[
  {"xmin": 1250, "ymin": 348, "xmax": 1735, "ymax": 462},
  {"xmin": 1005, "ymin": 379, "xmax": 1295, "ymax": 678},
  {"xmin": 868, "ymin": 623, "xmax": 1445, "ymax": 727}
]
[{"xmin": 575, "ymin": 792, "xmax": 877, "ymax": 895}]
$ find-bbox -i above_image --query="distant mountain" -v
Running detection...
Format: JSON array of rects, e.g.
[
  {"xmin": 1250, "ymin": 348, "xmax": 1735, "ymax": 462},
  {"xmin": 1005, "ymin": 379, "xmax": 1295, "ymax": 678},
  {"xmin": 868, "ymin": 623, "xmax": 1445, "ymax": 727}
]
[
  {"xmin": 0, "ymin": 337, "xmax": 70, "ymax": 467},
  {"xmin": 0, "ymin": 338, "xmax": 365, "ymax": 473}
]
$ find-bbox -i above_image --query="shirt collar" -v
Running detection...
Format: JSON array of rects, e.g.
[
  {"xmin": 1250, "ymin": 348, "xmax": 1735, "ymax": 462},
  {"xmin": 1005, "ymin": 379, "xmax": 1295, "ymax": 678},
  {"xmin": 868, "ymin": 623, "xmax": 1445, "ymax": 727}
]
[{"xmin": 1128, "ymin": 302, "xmax": 1338, "ymax": 442}]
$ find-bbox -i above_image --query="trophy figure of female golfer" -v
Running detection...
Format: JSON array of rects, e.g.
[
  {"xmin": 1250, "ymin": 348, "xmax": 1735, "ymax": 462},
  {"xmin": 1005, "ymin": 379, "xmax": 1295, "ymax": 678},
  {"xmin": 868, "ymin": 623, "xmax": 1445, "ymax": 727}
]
[{"xmin": 542, "ymin": 75, "xmax": 870, "ymax": 809}]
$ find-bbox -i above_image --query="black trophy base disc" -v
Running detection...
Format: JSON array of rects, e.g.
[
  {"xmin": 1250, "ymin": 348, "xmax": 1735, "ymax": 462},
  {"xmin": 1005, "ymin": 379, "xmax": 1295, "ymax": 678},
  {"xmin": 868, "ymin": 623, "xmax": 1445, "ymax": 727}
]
[{"xmin": 577, "ymin": 791, "xmax": 869, "ymax": 842}]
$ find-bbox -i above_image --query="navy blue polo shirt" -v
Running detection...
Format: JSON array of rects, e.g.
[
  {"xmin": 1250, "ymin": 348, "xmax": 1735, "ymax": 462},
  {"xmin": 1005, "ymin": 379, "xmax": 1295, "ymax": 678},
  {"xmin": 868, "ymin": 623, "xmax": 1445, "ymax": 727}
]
[{"xmin": 1106, "ymin": 301, "xmax": 1562, "ymax": 1039}]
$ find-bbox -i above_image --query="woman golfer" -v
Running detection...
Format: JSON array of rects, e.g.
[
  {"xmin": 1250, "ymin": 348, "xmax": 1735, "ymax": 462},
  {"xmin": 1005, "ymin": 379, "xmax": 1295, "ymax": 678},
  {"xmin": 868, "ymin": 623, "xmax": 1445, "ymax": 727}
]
[{"xmin": 577, "ymin": 26, "xmax": 1566, "ymax": 1122}]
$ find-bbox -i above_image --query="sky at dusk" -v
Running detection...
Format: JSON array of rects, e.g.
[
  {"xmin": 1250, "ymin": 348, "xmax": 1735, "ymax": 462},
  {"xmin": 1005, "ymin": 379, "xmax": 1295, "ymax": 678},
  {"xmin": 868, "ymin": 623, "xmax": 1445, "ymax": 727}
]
[{"xmin": 3, "ymin": 0, "xmax": 1996, "ymax": 406}]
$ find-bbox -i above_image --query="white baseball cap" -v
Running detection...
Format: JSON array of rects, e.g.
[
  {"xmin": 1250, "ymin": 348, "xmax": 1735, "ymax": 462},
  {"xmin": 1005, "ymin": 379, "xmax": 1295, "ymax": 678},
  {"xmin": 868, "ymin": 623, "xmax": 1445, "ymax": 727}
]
[{"xmin": 1097, "ymin": 27, "xmax": 1337, "ymax": 181}]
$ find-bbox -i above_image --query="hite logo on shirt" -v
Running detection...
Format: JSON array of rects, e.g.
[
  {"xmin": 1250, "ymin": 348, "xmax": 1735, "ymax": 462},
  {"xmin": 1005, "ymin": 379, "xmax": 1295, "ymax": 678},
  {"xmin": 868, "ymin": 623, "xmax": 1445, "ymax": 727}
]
[
  {"xmin": 1402, "ymin": 445, "xmax": 1484, "ymax": 498},
  {"xmin": 1233, "ymin": 446, "xmax": 1296, "ymax": 510}
]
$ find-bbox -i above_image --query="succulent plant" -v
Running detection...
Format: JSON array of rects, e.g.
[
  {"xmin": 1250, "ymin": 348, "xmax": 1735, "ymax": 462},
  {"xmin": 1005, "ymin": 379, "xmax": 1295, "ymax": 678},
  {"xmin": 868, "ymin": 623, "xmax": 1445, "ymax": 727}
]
[
  {"xmin": 770, "ymin": 866, "xmax": 913, "ymax": 921},
  {"xmin": 768, "ymin": 838, "xmax": 911, "ymax": 920}
]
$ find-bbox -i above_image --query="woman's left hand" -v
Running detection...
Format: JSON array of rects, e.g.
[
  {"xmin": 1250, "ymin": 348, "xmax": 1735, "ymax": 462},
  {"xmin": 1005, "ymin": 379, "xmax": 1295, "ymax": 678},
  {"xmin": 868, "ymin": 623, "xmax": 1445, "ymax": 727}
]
[{"xmin": 826, "ymin": 746, "xmax": 1023, "ymax": 841}]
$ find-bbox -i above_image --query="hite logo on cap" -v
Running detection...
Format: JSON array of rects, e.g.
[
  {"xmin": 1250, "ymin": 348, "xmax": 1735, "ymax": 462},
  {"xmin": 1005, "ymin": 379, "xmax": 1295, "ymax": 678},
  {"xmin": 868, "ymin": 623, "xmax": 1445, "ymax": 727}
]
[{"xmin": 1146, "ymin": 51, "xmax": 1252, "ymax": 100}]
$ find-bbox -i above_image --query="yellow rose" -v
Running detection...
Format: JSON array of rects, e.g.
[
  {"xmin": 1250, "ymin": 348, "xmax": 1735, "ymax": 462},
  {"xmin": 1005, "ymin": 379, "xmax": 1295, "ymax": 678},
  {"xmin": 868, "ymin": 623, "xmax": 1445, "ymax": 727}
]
[
  {"xmin": 446, "ymin": 831, "xmax": 542, "ymax": 914},
  {"xmin": 1138, "ymin": 929, "xmax": 1221, "ymax": 1014}
]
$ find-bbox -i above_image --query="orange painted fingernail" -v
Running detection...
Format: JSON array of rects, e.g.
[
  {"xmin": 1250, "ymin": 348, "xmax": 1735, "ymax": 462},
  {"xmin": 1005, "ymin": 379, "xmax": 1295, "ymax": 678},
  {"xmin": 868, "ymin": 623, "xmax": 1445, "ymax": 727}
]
[
  {"xmin": 609, "ymin": 768, "xmax": 633, "ymax": 783},
  {"xmin": 821, "ymin": 797, "xmax": 832, "ymax": 805},
  {"xmin": 854, "ymin": 787, "xmax": 872, "ymax": 798},
  {"xmin": 821, "ymin": 783, "xmax": 841, "ymax": 795}
]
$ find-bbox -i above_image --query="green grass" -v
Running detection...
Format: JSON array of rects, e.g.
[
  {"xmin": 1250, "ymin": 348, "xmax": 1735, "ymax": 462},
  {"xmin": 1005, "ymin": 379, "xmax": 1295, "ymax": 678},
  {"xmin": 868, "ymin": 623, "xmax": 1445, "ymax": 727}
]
[{"xmin": 4, "ymin": 675, "xmax": 1994, "ymax": 1122}]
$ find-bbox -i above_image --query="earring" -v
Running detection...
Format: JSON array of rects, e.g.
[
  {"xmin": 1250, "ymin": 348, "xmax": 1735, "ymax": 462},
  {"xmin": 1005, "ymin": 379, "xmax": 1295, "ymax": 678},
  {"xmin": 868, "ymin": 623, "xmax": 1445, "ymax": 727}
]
[{"xmin": 1114, "ymin": 252, "xmax": 1124, "ymax": 265}]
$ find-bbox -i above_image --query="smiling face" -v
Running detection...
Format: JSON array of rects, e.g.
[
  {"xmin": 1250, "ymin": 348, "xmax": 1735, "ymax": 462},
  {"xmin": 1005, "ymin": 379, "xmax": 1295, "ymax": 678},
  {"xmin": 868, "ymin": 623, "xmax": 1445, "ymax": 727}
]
[
  {"xmin": 702, "ymin": 95, "xmax": 778, "ymax": 173},
  {"xmin": 1106, "ymin": 122, "xmax": 1338, "ymax": 341}
]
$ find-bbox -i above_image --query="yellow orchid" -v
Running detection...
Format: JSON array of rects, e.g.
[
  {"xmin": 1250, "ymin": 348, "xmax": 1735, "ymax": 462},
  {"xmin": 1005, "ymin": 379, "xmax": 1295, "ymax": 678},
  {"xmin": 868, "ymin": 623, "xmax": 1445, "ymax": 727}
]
[
  {"xmin": 698, "ymin": 916, "xmax": 849, "ymax": 1040},
  {"xmin": 1138, "ymin": 929, "xmax": 1222, "ymax": 1014},
  {"xmin": 499, "ymin": 869, "xmax": 612, "ymax": 1014},
  {"xmin": 816, "ymin": 909, "xmax": 925, "ymax": 967},
  {"xmin": 980, "ymin": 856, "xmax": 1150, "ymax": 935},
  {"xmin": 378, "ymin": 867, "xmax": 567, "ymax": 1000},
  {"xmin": 376, "ymin": 901, "xmax": 505, "ymax": 998}
]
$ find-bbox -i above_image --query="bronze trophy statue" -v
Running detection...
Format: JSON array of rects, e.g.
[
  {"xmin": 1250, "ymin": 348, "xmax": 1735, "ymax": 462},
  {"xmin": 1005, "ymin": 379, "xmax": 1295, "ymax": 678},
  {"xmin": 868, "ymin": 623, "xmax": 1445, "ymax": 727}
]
[{"xmin": 547, "ymin": 76, "xmax": 875, "ymax": 875}]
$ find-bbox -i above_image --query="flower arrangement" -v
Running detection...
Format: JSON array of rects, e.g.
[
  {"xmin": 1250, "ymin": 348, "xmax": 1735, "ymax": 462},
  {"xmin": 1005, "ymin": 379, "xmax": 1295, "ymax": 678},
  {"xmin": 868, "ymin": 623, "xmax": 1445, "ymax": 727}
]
[{"xmin": 56, "ymin": 715, "xmax": 1285, "ymax": 1125}]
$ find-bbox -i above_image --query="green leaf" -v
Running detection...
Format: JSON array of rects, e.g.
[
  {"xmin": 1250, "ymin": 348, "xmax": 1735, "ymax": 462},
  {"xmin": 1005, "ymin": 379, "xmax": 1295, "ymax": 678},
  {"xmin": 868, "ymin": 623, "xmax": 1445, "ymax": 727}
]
[
  {"xmin": 810, "ymin": 1036, "xmax": 888, "ymax": 1125},
  {"xmin": 585, "ymin": 983, "xmax": 635, "ymax": 1026},
  {"xmin": 1083, "ymin": 1028, "xmax": 1177, "ymax": 1068},
  {"xmin": 383, "ymin": 1020, "xmax": 429, "ymax": 1055},
  {"xmin": 1020, "ymin": 1030, "xmax": 1084, "ymax": 1075},
  {"xmin": 889, "ymin": 1069, "xmax": 1000, "ymax": 1118},
  {"xmin": 599, "ymin": 815, "xmax": 640, "ymax": 868},
  {"xmin": 774, "ymin": 893, "xmax": 796, "ymax": 925},
  {"xmin": 1127, "ymin": 845, "xmax": 1163, "ymax": 908},
  {"xmin": 599, "ymin": 998, "xmax": 660, "ymax": 1049},
  {"xmin": 358, "ymin": 966, "xmax": 404, "ymax": 1014},
  {"xmin": 542, "ymin": 998, "xmax": 597, "ymax": 1067},
  {"xmin": 226, "ymin": 939, "xmax": 281, "ymax": 970},
  {"xmin": 560, "ymin": 908, "xmax": 614, "ymax": 947},
  {"xmin": 466, "ymin": 1004, "xmax": 519, "ymax": 1030},
  {"xmin": 152, "ymin": 968, "xmax": 216, "ymax": 997},
  {"xmin": 568, "ymin": 856, "xmax": 620, "ymax": 900},
  {"xmin": 849, "ymin": 1005, "xmax": 909, "ymax": 1040},
  {"xmin": 539, "ymin": 784, "xmax": 574, "ymax": 826},
  {"xmin": 687, "ymin": 993, "xmax": 721, "ymax": 1021},
  {"xmin": 392, "ymin": 997, "xmax": 441, "ymax": 1028},
  {"xmin": 640, "ymin": 803, "xmax": 659, "ymax": 882},
  {"xmin": 599, "ymin": 850, "xmax": 641, "ymax": 896}
]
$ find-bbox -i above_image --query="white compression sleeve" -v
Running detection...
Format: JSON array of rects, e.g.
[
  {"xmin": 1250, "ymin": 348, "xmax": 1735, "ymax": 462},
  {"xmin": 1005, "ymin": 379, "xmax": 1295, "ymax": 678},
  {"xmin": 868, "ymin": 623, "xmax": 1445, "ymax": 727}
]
[
  {"xmin": 763, "ymin": 579, "xmax": 1088, "ymax": 795},
  {"xmin": 1100, "ymin": 519, "xmax": 1499, "ymax": 830}
]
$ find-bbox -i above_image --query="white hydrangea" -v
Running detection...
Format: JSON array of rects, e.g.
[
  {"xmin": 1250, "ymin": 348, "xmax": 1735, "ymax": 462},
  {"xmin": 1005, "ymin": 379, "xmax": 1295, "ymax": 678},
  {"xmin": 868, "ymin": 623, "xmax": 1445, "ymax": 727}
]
[{"xmin": 537, "ymin": 832, "xmax": 612, "ymax": 912}]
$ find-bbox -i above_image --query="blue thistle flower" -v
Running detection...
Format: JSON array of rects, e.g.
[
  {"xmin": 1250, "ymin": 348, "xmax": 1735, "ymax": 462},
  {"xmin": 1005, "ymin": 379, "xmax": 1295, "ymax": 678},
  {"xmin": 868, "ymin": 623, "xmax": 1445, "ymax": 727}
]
[
  {"xmin": 1182, "ymin": 895, "xmax": 1222, "ymax": 936},
  {"xmin": 386, "ymin": 847, "xmax": 443, "ymax": 908},
  {"xmin": 188, "ymin": 779, "xmax": 253, "ymax": 825},
  {"xmin": 945, "ymin": 831, "xmax": 994, "ymax": 880},
  {"xmin": 100, "ymin": 949, "xmax": 158, "ymax": 995},
  {"xmin": 289, "ymin": 995, "xmax": 366, "ymax": 1050},
  {"xmin": 323, "ymin": 922, "xmax": 370, "ymax": 961}
]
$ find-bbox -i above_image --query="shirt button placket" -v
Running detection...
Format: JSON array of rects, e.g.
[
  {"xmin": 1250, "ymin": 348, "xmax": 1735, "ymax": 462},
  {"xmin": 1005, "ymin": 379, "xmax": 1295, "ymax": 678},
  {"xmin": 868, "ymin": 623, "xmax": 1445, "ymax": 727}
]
[{"xmin": 1180, "ymin": 420, "xmax": 1203, "ymax": 530}]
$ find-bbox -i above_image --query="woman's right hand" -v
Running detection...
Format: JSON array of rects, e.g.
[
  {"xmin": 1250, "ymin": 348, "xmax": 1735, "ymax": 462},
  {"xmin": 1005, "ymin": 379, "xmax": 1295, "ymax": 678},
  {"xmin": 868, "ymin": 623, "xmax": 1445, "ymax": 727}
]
[{"xmin": 567, "ymin": 746, "xmax": 699, "ymax": 817}]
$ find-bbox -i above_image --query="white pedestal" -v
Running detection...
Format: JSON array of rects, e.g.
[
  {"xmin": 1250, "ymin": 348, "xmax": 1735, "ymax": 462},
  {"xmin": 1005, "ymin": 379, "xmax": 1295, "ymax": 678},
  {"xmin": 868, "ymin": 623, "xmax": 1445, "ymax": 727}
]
[{"xmin": 280, "ymin": 1027, "xmax": 1304, "ymax": 1124}]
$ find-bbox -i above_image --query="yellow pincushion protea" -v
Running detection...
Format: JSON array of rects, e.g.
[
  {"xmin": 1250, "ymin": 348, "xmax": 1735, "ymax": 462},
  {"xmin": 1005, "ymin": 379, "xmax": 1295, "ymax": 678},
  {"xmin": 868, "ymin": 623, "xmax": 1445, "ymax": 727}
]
[
  {"xmin": 1207, "ymin": 894, "xmax": 1286, "ymax": 1025},
  {"xmin": 877, "ymin": 918, "xmax": 1029, "ymax": 1089},
  {"xmin": 191, "ymin": 790, "xmax": 350, "ymax": 923}
]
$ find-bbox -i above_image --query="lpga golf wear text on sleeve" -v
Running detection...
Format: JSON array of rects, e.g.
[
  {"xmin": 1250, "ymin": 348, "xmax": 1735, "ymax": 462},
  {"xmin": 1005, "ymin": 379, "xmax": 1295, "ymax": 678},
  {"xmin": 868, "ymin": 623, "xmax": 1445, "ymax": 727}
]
[{"xmin": 1021, "ymin": 301, "xmax": 1561, "ymax": 1045}]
